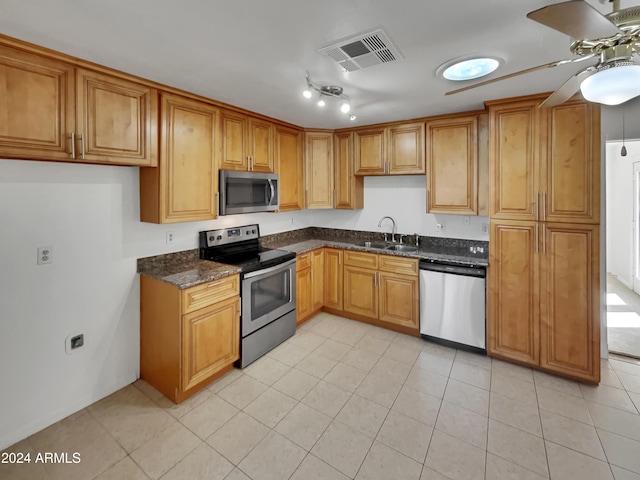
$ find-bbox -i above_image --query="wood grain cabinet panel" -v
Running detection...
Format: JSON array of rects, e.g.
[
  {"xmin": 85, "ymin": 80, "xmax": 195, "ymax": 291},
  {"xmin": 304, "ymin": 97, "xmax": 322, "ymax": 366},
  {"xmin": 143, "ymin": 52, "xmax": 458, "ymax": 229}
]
[
  {"xmin": 276, "ymin": 125, "xmax": 304, "ymax": 211},
  {"xmin": 379, "ymin": 272, "xmax": 419, "ymax": 329},
  {"xmin": 219, "ymin": 109, "xmax": 248, "ymax": 171},
  {"xmin": 182, "ymin": 296, "xmax": 239, "ymax": 391},
  {"xmin": 76, "ymin": 68, "xmax": 158, "ymax": 166},
  {"xmin": 354, "ymin": 127, "xmax": 385, "ymax": 175},
  {"xmin": 296, "ymin": 256, "xmax": 313, "ymax": 325},
  {"xmin": 248, "ymin": 117, "xmax": 275, "ymax": 173},
  {"xmin": 540, "ymin": 223, "xmax": 600, "ymax": 382},
  {"xmin": 426, "ymin": 115, "xmax": 477, "ymax": 214},
  {"xmin": 334, "ymin": 131, "xmax": 363, "ymax": 209},
  {"xmin": 305, "ymin": 131, "xmax": 334, "ymax": 209},
  {"xmin": 311, "ymin": 248, "xmax": 324, "ymax": 311},
  {"xmin": 488, "ymin": 220, "xmax": 540, "ymax": 366},
  {"xmin": 344, "ymin": 251, "xmax": 378, "ymax": 269},
  {"xmin": 323, "ymin": 248, "xmax": 343, "ymax": 311},
  {"xmin": 343, "ymin": 265, "xmax": 379, "ymax": 319},
  {"xmin": 140, "ymin": 93, "xmax": 218, "ymax": 223},
  {"xmin": 387, "ymin": 121, "xmax": 425, "ymax": 174}
]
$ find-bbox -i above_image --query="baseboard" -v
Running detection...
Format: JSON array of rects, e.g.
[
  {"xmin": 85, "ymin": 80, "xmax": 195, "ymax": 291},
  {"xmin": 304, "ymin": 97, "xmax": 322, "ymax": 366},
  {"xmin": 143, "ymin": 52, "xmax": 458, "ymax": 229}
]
[{"xmin": 608, "ymin": 272, "xmax": 633, "ymax": 290}]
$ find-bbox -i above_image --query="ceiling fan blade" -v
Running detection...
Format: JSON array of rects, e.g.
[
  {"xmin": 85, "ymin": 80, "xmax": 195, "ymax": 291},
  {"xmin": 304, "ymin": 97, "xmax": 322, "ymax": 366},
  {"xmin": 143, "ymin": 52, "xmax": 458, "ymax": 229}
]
[
  {"xmin": 539, "ymin": 66, "xmax": 597, "ymax": 107},
  {"xmin": 527, "ymin": 0, "xmax": 621, "ymax": 40},
  {"xmin": 445, "ymin": 60, "xmax": 569, "ymax": 96}
]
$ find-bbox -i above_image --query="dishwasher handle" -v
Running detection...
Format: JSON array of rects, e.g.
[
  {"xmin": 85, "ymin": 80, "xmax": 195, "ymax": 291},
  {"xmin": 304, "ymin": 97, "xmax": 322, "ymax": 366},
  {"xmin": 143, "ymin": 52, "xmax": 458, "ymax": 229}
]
[{"xmin": 419, "ymin": 261, "xmax": 486, "ymax": 278}]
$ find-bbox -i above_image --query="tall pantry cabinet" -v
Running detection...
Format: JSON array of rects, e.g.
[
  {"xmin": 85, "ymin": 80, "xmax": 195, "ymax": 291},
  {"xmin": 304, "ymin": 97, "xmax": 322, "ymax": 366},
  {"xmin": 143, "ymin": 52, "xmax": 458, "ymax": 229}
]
[{"xmin": 487, "ymin": 94, "xmax": 601, "ymax": 383}]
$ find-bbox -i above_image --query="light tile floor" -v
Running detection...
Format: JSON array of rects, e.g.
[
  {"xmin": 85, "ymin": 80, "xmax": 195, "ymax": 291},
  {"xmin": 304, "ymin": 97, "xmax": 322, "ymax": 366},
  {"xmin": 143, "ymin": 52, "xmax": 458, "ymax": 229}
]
[
  {"xmin": 607, "ymin": 274, "xmax": 640, "ymax": 359},
  {"xmin": 4, "ymin": 312, "xmax": 640, "ymax": 480}
]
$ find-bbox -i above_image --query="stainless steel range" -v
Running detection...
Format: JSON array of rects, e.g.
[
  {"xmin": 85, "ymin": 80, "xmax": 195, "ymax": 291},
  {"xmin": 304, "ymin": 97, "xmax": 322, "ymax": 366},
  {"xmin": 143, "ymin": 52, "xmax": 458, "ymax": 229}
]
[{"xmin": 199, "ymin": 224, "xmax": 296, "ymax": 368}]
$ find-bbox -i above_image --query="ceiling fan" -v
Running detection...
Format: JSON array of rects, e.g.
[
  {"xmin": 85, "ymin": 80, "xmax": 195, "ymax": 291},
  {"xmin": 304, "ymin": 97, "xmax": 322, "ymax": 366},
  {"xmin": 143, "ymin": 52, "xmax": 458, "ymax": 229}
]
[{"xmin": 446, "ymin": 0, "xmax": 640, "ymax": 107}]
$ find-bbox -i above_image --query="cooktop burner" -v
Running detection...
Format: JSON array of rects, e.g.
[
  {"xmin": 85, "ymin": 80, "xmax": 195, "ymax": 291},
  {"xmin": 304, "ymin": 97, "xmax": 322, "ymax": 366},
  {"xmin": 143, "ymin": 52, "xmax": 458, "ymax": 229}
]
[{"xmin": 198, "ymin": 224, "xmax": 295, "ymax": 274}]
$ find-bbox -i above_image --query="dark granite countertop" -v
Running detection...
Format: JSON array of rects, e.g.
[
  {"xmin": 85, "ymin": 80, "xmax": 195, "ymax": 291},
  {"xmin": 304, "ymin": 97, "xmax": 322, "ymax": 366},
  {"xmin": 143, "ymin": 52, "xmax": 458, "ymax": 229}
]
[{"xmin": 137, "ymin": 227, "xmax": 488, "ymax": 289}]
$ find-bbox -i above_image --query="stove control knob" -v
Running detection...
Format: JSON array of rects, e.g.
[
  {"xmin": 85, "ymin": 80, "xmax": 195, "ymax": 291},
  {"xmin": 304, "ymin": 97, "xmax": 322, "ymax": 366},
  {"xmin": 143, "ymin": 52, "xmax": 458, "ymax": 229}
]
[
  {"xmin": 246, "ymin": 230, "xmax": 251, "ymax": 235},
  {"xmin": 252, "ymin": 229, "xmax": 256, "ymax": 234},
  {"xmin": 217, "ymin": 235, "xmax": 222, "ymax": 240}
]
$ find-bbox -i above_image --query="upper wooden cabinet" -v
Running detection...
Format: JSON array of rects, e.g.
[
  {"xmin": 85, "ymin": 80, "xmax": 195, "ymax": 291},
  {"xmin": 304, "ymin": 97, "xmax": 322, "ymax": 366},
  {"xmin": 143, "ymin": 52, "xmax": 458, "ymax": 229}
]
[
  {"xmin": 0, "ymin": 44, "xmax": 158, "ymax": 166},
  {"xmin": 489, "ymin": 95, "xmax": 599, "ymax": 223},
  {"xmin": 139, "ymin": 93, "xmax": 218, "ymax": 223},
  {"xmin": 334, "ymin": 132, "xmax": 363, "ymax": 209},
  {"xmin": 276, "ymin": 125, "xmax": 304, "ymax": 212},
  {"xmin": 219, "ymin": 110, "xmax": 275, "ymax": 173},
  {"xmin": 305, "ymin": 131, "xmax": 334, "ymax": 209},
  {"xmin": 352, "ymin": 121, "xmax": 425, "ymax": 176},
  {"xmin": 426, "ymin": 114, "xmax": 478, "ymax": 215}
]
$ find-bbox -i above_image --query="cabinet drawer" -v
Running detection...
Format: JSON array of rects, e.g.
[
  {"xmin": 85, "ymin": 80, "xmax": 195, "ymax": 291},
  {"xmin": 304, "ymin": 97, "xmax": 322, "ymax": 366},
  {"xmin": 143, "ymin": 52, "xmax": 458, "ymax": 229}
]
[
  {"xmin": 297, "ymin": 252, "xmax": 311, "ymax": 270},
  {"xmin": 182, "ymin": 274, "xmax": 240, "ymax": 314},
  {"xmin": 344, "ymin": 250, "xmax": 378, "ymax": 269},
  {"xmin": 379, "ymin": 255, "xmax": 418, "ymax": 275}
]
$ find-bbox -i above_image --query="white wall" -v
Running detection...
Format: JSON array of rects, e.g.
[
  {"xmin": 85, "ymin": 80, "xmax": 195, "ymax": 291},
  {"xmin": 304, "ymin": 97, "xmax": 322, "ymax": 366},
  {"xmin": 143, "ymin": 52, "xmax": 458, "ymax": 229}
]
[
  {"xmin": 605, "ymin": 141, "xmax": 640, "ymax": 288},
  {"xmin": 0, "ymin": 159, "xmax": 314, "ymax": 450},
  {"xmin": 311, "ymin": 176, "xmax": 489, "ymax": 241}
]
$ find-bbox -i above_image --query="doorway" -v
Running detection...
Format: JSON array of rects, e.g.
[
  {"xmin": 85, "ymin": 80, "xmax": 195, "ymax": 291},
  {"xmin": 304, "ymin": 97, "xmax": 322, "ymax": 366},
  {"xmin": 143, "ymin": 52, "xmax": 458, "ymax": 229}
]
[{"xmin": 606, "ymin": 141, "xmax": 640, "ymax": 359}]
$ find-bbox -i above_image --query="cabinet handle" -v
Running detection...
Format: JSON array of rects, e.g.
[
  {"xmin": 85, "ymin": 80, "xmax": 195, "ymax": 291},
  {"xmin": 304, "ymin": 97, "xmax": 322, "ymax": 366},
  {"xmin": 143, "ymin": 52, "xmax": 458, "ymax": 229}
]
[
  {"xmin": 542, "ymin": 192, "xmax": 547, "ymax": 221},
  {"xmin": 535, "ymin": 191, "xmax": 539, "ymax": 221},
  {"xmin": 70, "ymin": 132, "xmax": 76, "ymax": 159},
  {"xmin": 542, "ymin": 224, "xmax": 546, "ymax": 254},
  {"xmin": 207, "ymin": 281, "xmax": 223, "ymax": 288},
  {"xmin": 80, "ymin": 134, "xmax": 85, "ymax": 159},
  {"xmin": 535, "ymin": 223, "xmax": 539, "ymax": 253}
]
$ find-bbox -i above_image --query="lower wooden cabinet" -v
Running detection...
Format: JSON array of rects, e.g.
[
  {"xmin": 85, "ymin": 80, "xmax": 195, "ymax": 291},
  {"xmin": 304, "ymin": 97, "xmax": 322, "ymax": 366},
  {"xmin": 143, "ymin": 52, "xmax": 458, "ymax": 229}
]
[
  {"xmin": 140, "ymin": 274, "xmax": 240, "ymax": 403},
  {"xmin": 343, "ymin": 265, "xmax": 379, "ymax": 318},
  {"xmin": 296, "ymin": 249, "xmax": 323, "ymax": 325},
  {"xmin": 379, "ymin": 272, "xmax": 419, "ymax": 329},
  {"xmin": 488, "ymin": 220, "xmax": 600, "ymax": 382},
  {"xmin": 323, "ymin": 249, "xmax": 344, "ymax": 311},
  {"xmin": 311, "ymin": 249, "xmax": 324, "ymax": 311}
]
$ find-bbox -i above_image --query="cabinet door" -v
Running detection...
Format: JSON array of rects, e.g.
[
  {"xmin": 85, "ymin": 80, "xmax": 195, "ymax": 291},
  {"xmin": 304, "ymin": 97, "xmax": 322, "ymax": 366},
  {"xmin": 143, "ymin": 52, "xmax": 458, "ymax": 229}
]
[
  {"xmin": 182, "ymin": 296, "xmax": 239, "ymax": 391},
  {"xmin": 354, "ymin": 127, "xmax": 385, "ymax": 175},
  {"xmin": 155, "ymin": 93, "xmax": 218, "ymax": 223},
  {"xmin": 296, "ymin": 267, "xmax": 312, "ymax": 325},
  {"xmin": 334, "ymin": 132, "xmax": 363, "ymax": 209},
  {"xmin": 76, "ymin": 68, "xmax": 158, "ymax": 166},
  {"xmin": 0, "ymin": 45, "xmax": 75, "ymax": 161},
  {"xmin": 343, "ymin": 265, "xmax": 378, "ymax": 319},
  {"xmin": 276, "ymin": 125, "xmax": 304, "ymax": 211},
  {"xmin": 387, "ymin": 122, "xmax": 425, "ymax": 174},
  {"xmin": 488, "ymin": 220, "xmax": 540, "ymax": 366},
  {"xmin": 379, "ymin": 272, "xmax": 419, "ymax": 329},
  {"xmin": 543, "ymin": 101, "xmax": 600, "ymax": 224},
  {"xmin": 427, "ymin": 116, "xmax": 477, "ymax": 214},
  {"xmin": 220, "ymin": 109, "xmax": 248, "ymax": 171},
  {"xmin": 311, "ymin": 249, "xmax": 324, "ymax": 311},
  {"xmin": 489, "ymin": 99, "xmax": 543, "ymax": 220},
  {"xmin": 539, "ymin": 223, "xmax": 600, "ymax": 382},
  {"xmin": 305, "ymin": 131, "xmax": 334, "ymax": 209},
  {"xmin": 249, "ymin": 117, "xmax": 274, "ymax": 173},
  {"xmin": 324, "ymin": 248, "xmax": 343, "ymax": 311}
]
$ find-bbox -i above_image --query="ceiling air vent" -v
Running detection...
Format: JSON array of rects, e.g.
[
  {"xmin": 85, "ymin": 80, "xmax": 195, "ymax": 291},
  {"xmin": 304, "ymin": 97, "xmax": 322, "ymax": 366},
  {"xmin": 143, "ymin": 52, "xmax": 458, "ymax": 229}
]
[{"xmin": 317, "ymin": 28, "xmax": 403, "ymax": 72}]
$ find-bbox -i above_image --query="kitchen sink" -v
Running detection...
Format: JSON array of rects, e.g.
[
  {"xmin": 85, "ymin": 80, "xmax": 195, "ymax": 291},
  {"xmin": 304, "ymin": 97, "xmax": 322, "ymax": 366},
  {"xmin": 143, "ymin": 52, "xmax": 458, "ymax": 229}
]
[
  {"xmin": 386, "ymin": 244, "xmax": 418, "ymax": 253},
  {"xmin": 359, "ymin": 241, "xmax": 390, "ymax": 249}
]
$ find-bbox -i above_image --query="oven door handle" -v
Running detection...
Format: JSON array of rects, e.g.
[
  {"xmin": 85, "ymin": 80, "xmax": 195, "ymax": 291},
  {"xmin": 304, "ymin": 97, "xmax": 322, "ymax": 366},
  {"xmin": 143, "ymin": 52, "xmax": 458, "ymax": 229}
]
[{"xmin": 243, "ymin": 257, "xmax": 296, "ymax": 279}]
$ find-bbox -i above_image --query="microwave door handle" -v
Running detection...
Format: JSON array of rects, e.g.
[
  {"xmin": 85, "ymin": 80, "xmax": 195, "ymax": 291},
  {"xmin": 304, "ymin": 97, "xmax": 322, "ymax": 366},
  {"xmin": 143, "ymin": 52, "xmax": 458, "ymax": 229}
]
[{"xmin": 267, "ymin": 179, "xmax": 275, "ymax": 205}]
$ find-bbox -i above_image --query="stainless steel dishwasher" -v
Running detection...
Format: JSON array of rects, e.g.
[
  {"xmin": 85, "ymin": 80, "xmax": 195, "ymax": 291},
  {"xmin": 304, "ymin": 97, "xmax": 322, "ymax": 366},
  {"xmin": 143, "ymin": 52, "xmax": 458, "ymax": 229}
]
[{"xmin": 419, "ymin": 261, "xmax": 486, "ymax": 352}]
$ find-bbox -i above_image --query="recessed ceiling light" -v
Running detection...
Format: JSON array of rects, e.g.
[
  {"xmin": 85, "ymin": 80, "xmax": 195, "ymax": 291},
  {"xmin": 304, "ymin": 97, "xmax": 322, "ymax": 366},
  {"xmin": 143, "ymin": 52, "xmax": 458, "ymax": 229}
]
[{"xmin": 439, "ymin": 57, "xmax": 501, "ymax": 81}]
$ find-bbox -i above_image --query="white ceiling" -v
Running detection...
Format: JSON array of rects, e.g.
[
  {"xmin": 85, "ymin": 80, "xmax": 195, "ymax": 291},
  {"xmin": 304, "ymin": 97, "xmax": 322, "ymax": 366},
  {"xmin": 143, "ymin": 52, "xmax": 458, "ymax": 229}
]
[{"xmin": 0, "ymin": 0, "xmax": 639, "ymax": 132}]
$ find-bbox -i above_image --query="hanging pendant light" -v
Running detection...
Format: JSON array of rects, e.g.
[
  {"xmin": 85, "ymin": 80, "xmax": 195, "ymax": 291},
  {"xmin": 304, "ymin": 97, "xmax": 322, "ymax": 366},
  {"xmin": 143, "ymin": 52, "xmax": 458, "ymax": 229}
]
[{"xmin": 622, "ymin": 110, "xmax": 628, "ymax": 157}]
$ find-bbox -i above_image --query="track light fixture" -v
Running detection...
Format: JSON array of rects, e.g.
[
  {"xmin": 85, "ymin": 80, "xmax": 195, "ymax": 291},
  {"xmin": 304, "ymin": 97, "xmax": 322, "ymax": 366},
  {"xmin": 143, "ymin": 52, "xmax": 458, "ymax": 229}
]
[{"xmin": 302, "ymin": 73, "xmax": 356, "ymax": 120}]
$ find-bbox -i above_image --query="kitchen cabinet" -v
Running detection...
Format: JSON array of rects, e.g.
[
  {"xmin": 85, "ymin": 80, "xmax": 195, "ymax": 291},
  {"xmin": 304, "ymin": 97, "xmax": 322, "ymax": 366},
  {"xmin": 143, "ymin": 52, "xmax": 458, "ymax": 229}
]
[
  {"xmin": 296, "ymin": 249, "xmax": 323, "ymax": 325},
  {"xmin": 139, "ymin": 92, "xmax": 219, "ymax": 223},
  {"xmin": 305, "ymin": 131, "xmax": 334, "ymax": 209},
  {"xmin": 323, "ymin": 248, "xmax": 344, "ymax": 311},
  {"xmin": 0, "ymin": 44, "xmax": 158, "ymax": 166},
  {"xmin": 276, "ymin": 125, "xmax": 304, "ymax": 211},
  {"xmin": 140, "ymin": 274, "xmax": 240, "ymax": 403},
  {"xmin": 343, "ymin": 251, "xmax": 419, "ymax": 333},
  {"xmin": 219, "ymin": 110, "xmax": 275, "ymax": 173},
  {"xmin": 334, "ymin": 131, "xmax": 364, "ymax": 209},
  {"xmin": 353, "ymin": 121, "xmax": 425, "ymax": 175},
  {"xmin": 487, "ymin": 94, "xmax": 601, "ymax": 383},
  {"xmin": 426, "ymin": 114, "xmax": 478, "ymax": 215},
  {"xmin": 488, "ymin": 95, "xmax": 599, "ymax": 224}
]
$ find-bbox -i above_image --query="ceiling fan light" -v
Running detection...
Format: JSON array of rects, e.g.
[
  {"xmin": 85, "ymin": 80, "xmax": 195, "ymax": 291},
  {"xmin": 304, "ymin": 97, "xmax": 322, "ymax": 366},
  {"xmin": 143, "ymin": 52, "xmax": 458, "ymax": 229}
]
[
  {"xmin": 441, "ymin": 57, "xmax": 500, "ymax": 81},
  {"xmin": 317, "ymin": 95, "xmax": 326, "ymax": 107},
  {"xmin": 340, "ymin": 100, "xmax": 351, "ymax": 113},
  {"xmin": 349, "ymin": 115, "xmax": 357, "ymax": 121},
  {"xmin": 580, "ymin": 64, "xmax": 640, "ymax": 105},
  {"xmin": 302, "ymin": 88, "xmax": 312, "ymax": 99}
]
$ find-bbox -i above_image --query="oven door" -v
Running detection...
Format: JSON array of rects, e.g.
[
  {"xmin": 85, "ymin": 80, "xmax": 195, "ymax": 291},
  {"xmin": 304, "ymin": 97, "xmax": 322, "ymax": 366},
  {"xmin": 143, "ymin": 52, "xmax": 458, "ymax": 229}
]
[
  {"xmin": 241, "ymin": 258, "xmax": 296, "ymax": 337},
  {"xmin": 219, "ymin": 170, "xmax": 279, "ymax": 215}
]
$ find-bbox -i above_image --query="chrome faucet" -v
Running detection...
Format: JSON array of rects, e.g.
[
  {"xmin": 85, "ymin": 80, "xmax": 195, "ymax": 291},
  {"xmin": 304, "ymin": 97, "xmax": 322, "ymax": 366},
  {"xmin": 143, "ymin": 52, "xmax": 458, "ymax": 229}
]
[{"xmin": 378, "ymin": 216, "xmax": 397, "ymax": 243}]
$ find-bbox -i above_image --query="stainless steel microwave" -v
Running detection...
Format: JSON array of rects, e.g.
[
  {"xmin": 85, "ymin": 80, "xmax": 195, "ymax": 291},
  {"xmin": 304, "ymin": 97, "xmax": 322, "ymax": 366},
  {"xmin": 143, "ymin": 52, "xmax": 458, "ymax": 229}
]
[{"xmin": 219, "ymin": 170, "xmax": 279, "ymax": 215}]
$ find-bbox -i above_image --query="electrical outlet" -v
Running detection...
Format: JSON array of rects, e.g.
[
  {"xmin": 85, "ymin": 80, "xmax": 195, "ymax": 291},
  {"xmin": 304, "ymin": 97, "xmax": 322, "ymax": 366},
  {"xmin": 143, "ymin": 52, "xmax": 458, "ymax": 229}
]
[
  {"xmin": 482, "ymin": 223, "xmax": 489, "ymax": 234},
  {"xmin": 166, "ymin": 231, "xmax": 174, "ymax": 245},
  {"xmin": 65, "ymin": 334, "xmax": 84, "ymax": 354},
  {"xmin": 37, "ymin": 246, "xmax": 52, "ymax": 265},
  {"xmin": 463, "ymin": 216, "xmax": 471, "ymax": 226},
  {"xmin": 435, "ymin": 223, "xmax": 445, "ymax": 232}
]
